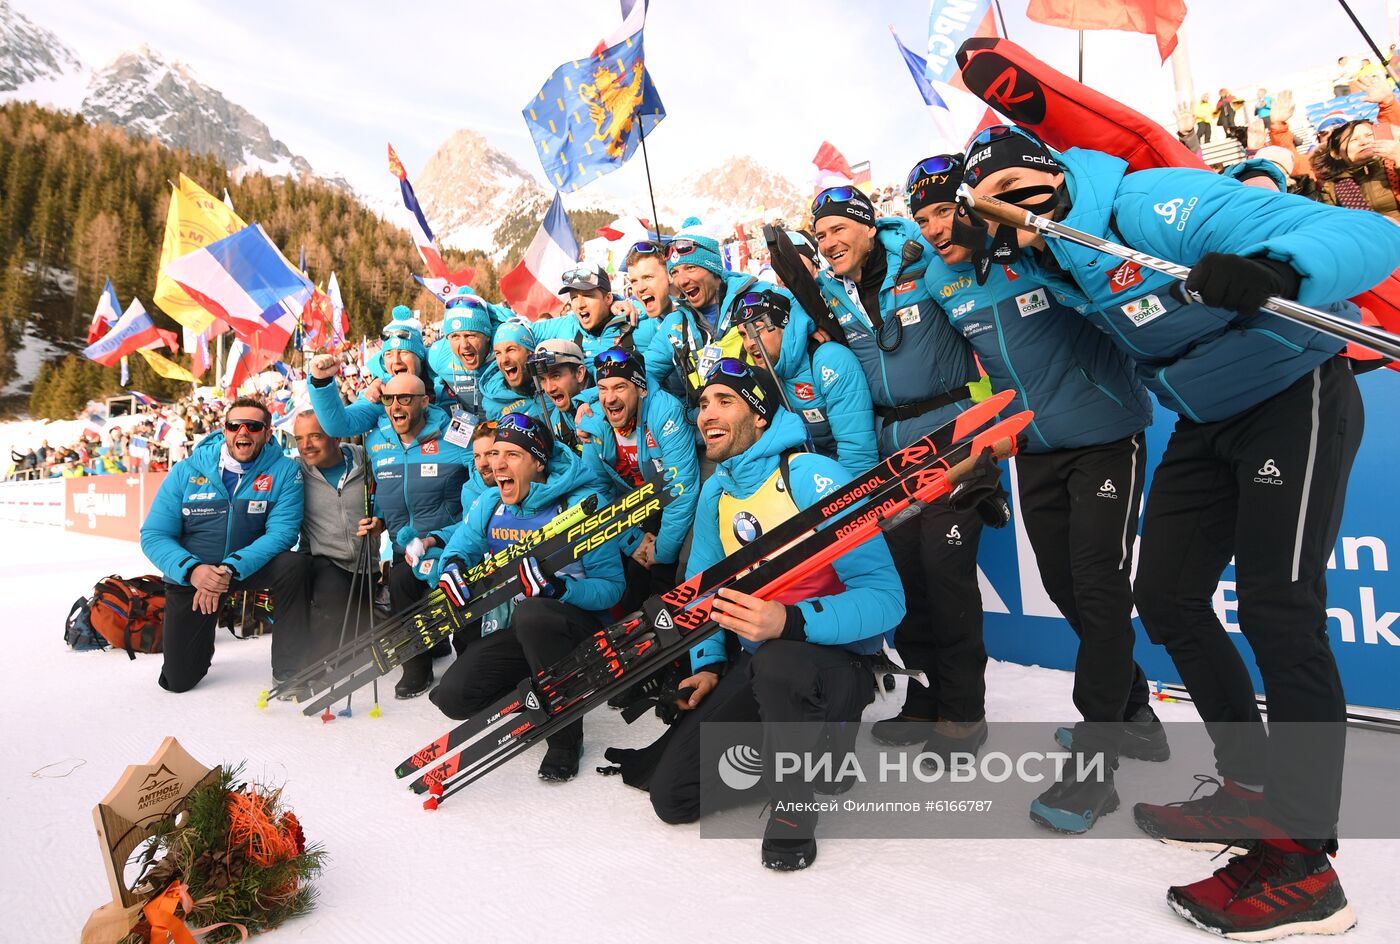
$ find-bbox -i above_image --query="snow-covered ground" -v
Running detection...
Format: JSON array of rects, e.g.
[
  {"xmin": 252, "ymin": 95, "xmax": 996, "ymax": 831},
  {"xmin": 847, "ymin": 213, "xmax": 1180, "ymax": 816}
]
[{"xmin": 3, "ymin": 524, "xmax": 1395, "ymax": 943}]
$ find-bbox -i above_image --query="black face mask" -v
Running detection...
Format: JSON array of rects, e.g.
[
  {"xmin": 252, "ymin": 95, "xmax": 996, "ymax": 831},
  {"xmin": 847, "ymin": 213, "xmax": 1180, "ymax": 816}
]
[{"xmin": 960, "ymin": 183, "xmax": 1066, "ymax": 284}]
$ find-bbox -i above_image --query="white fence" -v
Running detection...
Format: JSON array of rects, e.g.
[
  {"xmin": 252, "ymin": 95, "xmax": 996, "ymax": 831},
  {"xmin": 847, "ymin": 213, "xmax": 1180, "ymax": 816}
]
[{"xmin": 0, "ymin": 478, "xmax": 65, "ymax": 527}]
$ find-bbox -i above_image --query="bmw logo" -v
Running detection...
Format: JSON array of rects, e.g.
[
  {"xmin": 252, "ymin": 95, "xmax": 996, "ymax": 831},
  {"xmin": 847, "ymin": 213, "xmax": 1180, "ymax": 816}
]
[{"xmin": 732, "ymin": 511, "xmax": 762, "ymax": 545}]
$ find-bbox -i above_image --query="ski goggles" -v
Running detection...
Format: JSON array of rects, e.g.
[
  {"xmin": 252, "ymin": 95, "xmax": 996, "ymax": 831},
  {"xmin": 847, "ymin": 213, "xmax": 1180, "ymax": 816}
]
[
  {"xmin": 594, "ymin": 347, "xmax": 646, "ymax": 387},
  {"xmin": 497, "ymin": 412, "xmax": 538, "ymax": 434},
  {"xmin": 495, "ymin": 412, "xmax": 552, "ymax": 464},
  {"xmin": 705, "ymin": 357, "xmax": 754, "ymax": 382},
  {"xmin": 666, "ymin": 238, "xmax": 705, "ymax": 260},
  {"xmin": 446, "ymin": 294, "xmax": 487, "ymax": 310},
  {"xmin": 811, "ymin": 185, "xmax": 876, "ymax": 224},
  {"xmin": 628, "ymin": 240, "xmax": 665, "ymax": 257},
  {"xmin": 905, "ymin": 155, "xmax": 961, "ymax": 192},
  {"xmin": 224, "ymin": 419, "xmax": 267, "ymax": 433},
  {"xmin": 811, "ymin": 186, "xmax": 860, "ymax": 212},
  {"xmin": 702, "ymin": 358, "xmax": 771, "ymax": 419},
  {"xmin": 733, "ymin": 291, "xmax": 791, "ymax": 330},
  {"xmin": 966, "ymin": 123, "xmax": 1045, "ymax": 150},
  {"xmin": 382, "ymin": 393, "xmax": 427, "ymax": 406}
]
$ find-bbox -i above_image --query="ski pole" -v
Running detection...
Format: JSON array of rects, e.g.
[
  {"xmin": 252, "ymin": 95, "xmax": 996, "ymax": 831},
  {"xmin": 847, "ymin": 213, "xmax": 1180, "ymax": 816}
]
[{"xmin": 956, "ymin": 184, "xmax": 1400, "ymax": 362}]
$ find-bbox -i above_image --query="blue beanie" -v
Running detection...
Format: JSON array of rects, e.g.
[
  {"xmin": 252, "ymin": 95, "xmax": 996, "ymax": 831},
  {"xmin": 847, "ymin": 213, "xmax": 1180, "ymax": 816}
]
[
  {"xmin": 666, "ymin": 217, "xmax": 724, "ymax": 278},
  {"xmin": 494, "ymin": 319, "xmax": 537, "ymax": 352},
  {"xmin": 382, "ymin": 316, "xmax": 427, "ymax": 363},
  {"xmin": 444, "ymin": 293, "xmax": 494, "ymax": 338}
]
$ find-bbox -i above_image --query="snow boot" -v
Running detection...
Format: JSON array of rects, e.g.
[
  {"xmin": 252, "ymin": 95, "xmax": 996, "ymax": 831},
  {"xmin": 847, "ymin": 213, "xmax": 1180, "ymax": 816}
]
[
  {"xmin": 1030, "ymin": 760, "xmax": 1120, "ymax": 834},
  {"xmin": 537, "ymin": 738, "xmax": 583, "ymax": 782},
  {"xmin": 1167, "ymin": 838, "xmax": 1356, "ymax": 940},
  {"xmin": 920, "ymin": 717, "xmax": 988, "ymax": 773},
  {"xmin": 394, "ymin": 653, "xmax": 434, "ymax": 700},
  {"xmin": 1134, "ymin": 775, "xmax": 1271, "ymax": 854},
  {"xmin": 871, "ymin": 713, "xmax": 935, "ymax": 746},
  {"xmin": 1054, "ymin": 704, "xmax": 1170, "ymax": 761},
  {"xmin": 761, "ymin": 806, "xmax": 818, "ymax": 871}
]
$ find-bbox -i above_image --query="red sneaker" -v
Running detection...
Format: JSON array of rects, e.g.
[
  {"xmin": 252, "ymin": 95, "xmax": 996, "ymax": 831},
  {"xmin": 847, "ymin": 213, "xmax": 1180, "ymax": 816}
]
[
  {"xmin": 1167, "ymin": 838, "xmax": 1357, "ymax": 941},
  {"xmin": 1133, "ymin": 775, "xmax": 1272, "ymax": 854}
]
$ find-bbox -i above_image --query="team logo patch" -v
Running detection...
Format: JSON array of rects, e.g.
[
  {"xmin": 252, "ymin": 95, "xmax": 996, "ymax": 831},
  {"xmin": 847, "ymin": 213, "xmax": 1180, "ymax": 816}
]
[
  {"xmin": 732, "ymin": 511, "xmax": 762, "ymax": 545},
  {"xmin": 802, "ymin": 408, "xmax": 826, "ymax": 423},
  {"xmin": 252, "ymin": 475, "xmax": 273, "ymax": 492},
  {"xmin": 646, "ymin": 431, "xmax": 658, "ymax": 449},
  {"xmin": 1016, "ymin": 290, "xmax": 1049, "ymax": 318},
  {"xmin": 421, "ymin": 440, "xmax": 439, "ymax": 455},
  {"xmin": 1108, "ymin": 260, "xmax": 1144, "ymax": 293},
  {"xmin": 897, "ymin": 305, "xmax": 921, "ymax": 326},
  {"xmin": 893, "ymin": 280, "xmax": 918, "ymax": 296},
  {"xmin": 247, "ymin": 500, "xmax": 268, "ymax": 514},
  {"xmin": 1121, "ymin": 294, "xmax": 1167, "ymax": 327},
  {"xmin": 420, "ymin": 463, "xmax": 438, "ymax": 478},
  {"xmin": 794, "ymin": 383, "xmax": 815, "ymax": 401}
]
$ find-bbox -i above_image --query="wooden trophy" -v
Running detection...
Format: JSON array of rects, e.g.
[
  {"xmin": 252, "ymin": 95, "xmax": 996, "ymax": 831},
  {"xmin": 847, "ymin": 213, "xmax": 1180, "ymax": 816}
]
[{"xmin": 80, "ymin": 737, "xmax": 221, "ymax": 944}]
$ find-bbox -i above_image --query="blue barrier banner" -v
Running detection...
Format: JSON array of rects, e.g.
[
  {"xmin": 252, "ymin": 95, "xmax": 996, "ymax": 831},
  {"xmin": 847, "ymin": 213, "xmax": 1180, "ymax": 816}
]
[{"xmin": 980, "ymin": 370, "xmax": 1400, "ymax": 711}]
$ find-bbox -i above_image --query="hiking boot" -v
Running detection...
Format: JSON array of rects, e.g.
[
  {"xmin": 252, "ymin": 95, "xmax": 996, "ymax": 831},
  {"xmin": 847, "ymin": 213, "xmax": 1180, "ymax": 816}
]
[
  {"xmin": 1134, "ymin": 775, "xmax": 1271, "ymax": 854},
  {"xmin": 920, "ymin": 718, "xmax": 988, "ymax": 773},
  {"xmin": 1167, "ymin": 837, "xmax": 1357, "ymax": 940},
  {"xmin": 1030, "ymin": 760, "xmax": 1120, "ymax": 834},
  {"xmin": 1054, "ymin": 704, "xmax": 1171, "ymax": 762}
]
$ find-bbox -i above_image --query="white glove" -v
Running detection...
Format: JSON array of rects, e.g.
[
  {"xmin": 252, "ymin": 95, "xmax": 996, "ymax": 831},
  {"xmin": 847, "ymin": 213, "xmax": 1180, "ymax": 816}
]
[{"xmin": 405, "ymin": 537, "xmax": 427, "ymax": 567}]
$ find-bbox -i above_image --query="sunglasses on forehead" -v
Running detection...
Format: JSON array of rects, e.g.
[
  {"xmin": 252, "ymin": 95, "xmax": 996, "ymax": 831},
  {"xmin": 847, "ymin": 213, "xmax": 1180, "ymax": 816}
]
[
  {"xmin": 967, "ymin": 123, "xmax": 1043, "ymax": 150},
  {"xmin": 628, "ymin": 240, "xmax": 665, "ymax": 256},
  {"xmin": 906, "ymin": 155, "xmax": 960, "ymax": 190},
  {"xmin": 446, "ymin": 294, "xmax": 487, "ymax": 310},
  {"xmin": 734, "ymin": 291, "xmax": 790, "ymax": 326},
  {"xmin": 810, "ymin": 186, "xmax": 864, "ymax": 213},
  {"xmin": 666, "ymin": 238, "xmax": 706, "ymax": 260},
  {"xmin": 595, "ymin": 348, "xmax": 641, "ymax": 368},
  {"xmin": 224, "ymin": 419, "xmax": 267, "ymax": 433},
  {"xmin": 561, "ymin": 266, "xmax": 603, "ymax": 286}
]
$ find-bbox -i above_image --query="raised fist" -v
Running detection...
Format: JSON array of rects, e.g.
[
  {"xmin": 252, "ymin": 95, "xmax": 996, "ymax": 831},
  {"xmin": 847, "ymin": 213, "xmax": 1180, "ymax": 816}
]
[{"xmin": 309, "ymin": 354, "xmax": 340, "ymax": 380}]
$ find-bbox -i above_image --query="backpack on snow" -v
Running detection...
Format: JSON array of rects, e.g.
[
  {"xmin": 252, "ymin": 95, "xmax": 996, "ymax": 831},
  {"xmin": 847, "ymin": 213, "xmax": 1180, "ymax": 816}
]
[{"xmin": 75, "ymin": 575, "xmax": 166, "ymax": 659}]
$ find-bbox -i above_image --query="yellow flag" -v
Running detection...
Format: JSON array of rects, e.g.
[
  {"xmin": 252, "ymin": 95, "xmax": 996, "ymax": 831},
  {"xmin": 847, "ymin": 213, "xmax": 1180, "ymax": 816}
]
[
  {"xmin": 137, "ymin": 348, "xmax": 199, "ymax": 383},
  {"xmin": 153, "ymin": 174, "xmax": 246, "ymax": 333}
]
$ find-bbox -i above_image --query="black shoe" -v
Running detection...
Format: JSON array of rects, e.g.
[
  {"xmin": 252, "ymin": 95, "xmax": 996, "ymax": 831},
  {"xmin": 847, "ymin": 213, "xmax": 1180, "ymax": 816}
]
[
  {"xmin": 394, "ymin": 657, "xmax": 434, "ymax": 699},
  {"xmin": 1030, "ymin": 764, "xmax": 1120, "ymax": 834},
  {"xmin": 1054, "ymin": 704, "xmax": 1170, "ymax": 762},
  {"xmin": 538, "ymin": 740, "xmax": 583, "ymax": 782},
  {"xmin": 429, "ymin": 639, "xmax": 452, "ymax": 659},
  {"xmin": 762, "ymin": 807, "xmax": 818, "ymax": 871},
  {"xmin": 870, "ymin": 713, "xmax": 935, "ymax": 746}
]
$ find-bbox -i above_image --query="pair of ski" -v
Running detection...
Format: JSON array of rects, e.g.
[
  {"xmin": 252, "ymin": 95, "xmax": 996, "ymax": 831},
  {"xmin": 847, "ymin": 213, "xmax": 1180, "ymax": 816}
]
[
  {"xmin": 395, "ymin": 391, "xmax": 1031, "ymax": 808},
  {"xmin": 259, "ymin": 478, "xmax": 674, "ymax": 717}
]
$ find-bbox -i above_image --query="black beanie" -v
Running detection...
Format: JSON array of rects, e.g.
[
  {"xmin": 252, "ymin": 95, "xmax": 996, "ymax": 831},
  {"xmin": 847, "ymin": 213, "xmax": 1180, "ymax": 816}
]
[
  {"xmin": 963, "ymin": 127, "xmax": 1060, "ymax": 188},
  {"xmin": 702, "ymin": 358, "xmax": 772, "ymax": 423},
  {"xmin": 811, "ymin": 185, "xmax": 877, "ymax": 226},
  {"xmin": 495, "ymin": 412, "xmax": 553, "ymax": 467},
  {"xmin": 594, "ymin": 347, "xmax": 647, "ymax": 389},
  {"xmin": 906, "ymin": 155, "xmax": 965, "ymax": 216}
]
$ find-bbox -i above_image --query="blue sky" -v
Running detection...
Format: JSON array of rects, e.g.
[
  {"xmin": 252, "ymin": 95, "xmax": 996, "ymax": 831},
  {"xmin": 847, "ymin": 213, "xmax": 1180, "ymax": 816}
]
[{"xmin": 25, "ymin": 0, "xmax": 1399, "ymax": 206}]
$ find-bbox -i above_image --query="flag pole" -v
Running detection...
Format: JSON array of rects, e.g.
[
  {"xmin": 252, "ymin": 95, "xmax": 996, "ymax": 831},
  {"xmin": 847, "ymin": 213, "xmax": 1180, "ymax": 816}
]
[
  {"xmin": 1335, "ymin": 0, "xmax": 1400, "ymax": 92},
  {"xmin": 637, "ymin": 122, "xmax": 664, "ymax": 236},
  {"xmin": 1078, "ymin": 30, "xmax": 1084, "ymax": 82},
  {"xmin": 993, "ymin": 0, "xmax": 1010, "ymax": 38}
]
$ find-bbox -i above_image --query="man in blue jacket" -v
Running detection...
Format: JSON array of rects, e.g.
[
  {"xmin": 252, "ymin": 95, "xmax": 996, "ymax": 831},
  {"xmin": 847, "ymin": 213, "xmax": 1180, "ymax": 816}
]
[
  {"xmin": 965, "ymin": 124, "xmax": 1400, "ymax": 939},
  {"xmin": 310, "ymin": 371, "xmax": 473, "ymax": 698},
  {"xmin": 577, "ymin": 347, "xmax": 699, "ymax": 613},
  {"xmin": 427, "ymin": 292, "xmax": 496, "ymax": 417},
  {"xmin": 308, "ymin": 313, "xmax": 442, "ymax": 437},
  {"xmin": 432, "ymin": 413, "xmax": 624, "ymax": 781},
  {"xmin": 483, "ymin": 321, "xmax": 546, "ymax": 421},
  {"xmin": 645, "ymin": 360, "xmax": 904, "ymax": 871},
  {"xmin": 140, "ymin": 397, "xmax": 306, "ymax": 693},
  {"xmin": 532, "ymin": 263, "xmax": 654, "ymax": 364},
  {"xmin": 908, "ymin": 153, "xmax": 1167, "ymax": 832},
  {"xmin": 731, "ymin": 288, "xmax": 877, "ymax": 474},
  {"xmin": 810, "ymin": 185, "xmax": 992, "ymax": 763},
  {"xmin": 528, "ymin": 339, "xmax": 590, "ymax": 454}
]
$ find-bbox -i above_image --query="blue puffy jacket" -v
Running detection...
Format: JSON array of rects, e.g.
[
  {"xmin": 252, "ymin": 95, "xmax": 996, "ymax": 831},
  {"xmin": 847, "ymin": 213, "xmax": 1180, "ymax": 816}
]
[
  {"xmin": 427, "ymin": 338, "xmax": 491, "ymax": 416},
  {"xmin": 815, "ymin": 217, "xmax": 980, "ymax": 455},
  {"xmin": 1019, "ymin": 147, "xmax": 1400, "ymax": 422},
  {"xmin": 760, "ymin": 301, "xmax": 879, "ymax": 473},
  {"xmin": 643, "ymin": 271, "xmax": 762, "ymax": 406},
  {"xmin": 531, "ymin": 308, "xmax": 655, "ymax": 372},
  {"xmin": 441, "ymin": 442, "xmax": 624, "ymax": 616},
  {"xmin": 685, "ymin": 410, "xmax": 905, "ymax": 672},
  {"xmin": 577, "ymin": 383, "xmax": 700, "ymax": 565},
  {"xmin": 141, "ymin": 432, "xmax": 304, "ymax": 584},
  {"xmin": 937, "ymin": 258, "xmax": 1152, "ymax": 452},
  {"xmin": 478, "ymin": 359, "xmax": 546, "ymax": 422}
]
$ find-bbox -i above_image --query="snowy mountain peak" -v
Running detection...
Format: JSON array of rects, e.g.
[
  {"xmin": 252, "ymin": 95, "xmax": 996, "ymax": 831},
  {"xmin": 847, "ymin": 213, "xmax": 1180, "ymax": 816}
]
[
  {"xmin": 415, "ymin": 128, "xmax": 548, "ymax": 254},
  {"xmin": 0, "ymin": 0, "xmax": 82, "ymax": 93},
  {"xmin": 79, "ymin": 45, "xmax": 315, "ymax": 180},
  {"xmin": 660, "ymin": 155, "xmax": 805, "ymax": 227}
]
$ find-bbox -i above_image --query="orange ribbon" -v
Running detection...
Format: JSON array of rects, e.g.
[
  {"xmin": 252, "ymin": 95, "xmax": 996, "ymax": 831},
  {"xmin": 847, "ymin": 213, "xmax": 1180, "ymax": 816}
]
[{"xmin": 143, "ymin": 882, "xmax": 249, "ymax": 944}]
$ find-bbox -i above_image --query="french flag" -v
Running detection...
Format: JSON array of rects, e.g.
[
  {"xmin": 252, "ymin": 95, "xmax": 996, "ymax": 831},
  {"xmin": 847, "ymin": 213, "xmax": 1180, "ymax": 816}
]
[
  {"xmin": 84, "ymin": 411, "xmax": 108, "ymax": 439},
  {"xmin": 88, "ymin": 278, "xmax": 121, "ymax": 345},
  {"xmin": 499, "ymin": 192, "xmax": 579, "ymax": 320},
  {"xmin": 388, "ymin": 143, "xmax": 475, "ymax": 289},
  {"xmin": 892, "ymin": 23, "xmax": 998, "ymax": 152},
  {"xmin": 222, "ymin": 337, "xmax": 280, "ymax": 396},
  {"xmin": 164, "ymin": 225, "xmax": 312, "ymax": 351},
  {"xmin": 83, "ymin": 299, "xmax": 162, "ymax": 367}
]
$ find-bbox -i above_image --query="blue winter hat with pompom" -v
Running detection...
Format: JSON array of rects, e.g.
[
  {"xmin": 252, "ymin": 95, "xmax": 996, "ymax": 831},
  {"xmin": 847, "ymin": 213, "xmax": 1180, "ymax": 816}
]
[{"xmin": 665, "ymin": 216, "xmax": 724, "ymax": 278}]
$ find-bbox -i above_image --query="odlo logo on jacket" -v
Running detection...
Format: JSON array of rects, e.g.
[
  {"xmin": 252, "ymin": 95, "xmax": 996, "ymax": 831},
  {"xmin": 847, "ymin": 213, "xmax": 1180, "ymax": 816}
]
[
  {"xmin": 946, "ymin": 524, "xmax": 963, "ymax": 546},
  {"xmin": 1097, "ymin": 478, "xmax": 1119, "ymax": 499},
  {"xmin": 1254, "ymin": 459, "xmax": 1284, "ymax": 486}
]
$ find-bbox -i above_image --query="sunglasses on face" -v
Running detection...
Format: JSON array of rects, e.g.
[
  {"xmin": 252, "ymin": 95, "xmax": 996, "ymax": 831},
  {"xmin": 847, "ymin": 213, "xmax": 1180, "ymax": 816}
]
[
  {"xmin": 383, "ymin": 393, "xmax": 426, "ymax": 406},
  {"xmin": 224, "ymin": 419, "xmax": 267, "ymax": 433}
]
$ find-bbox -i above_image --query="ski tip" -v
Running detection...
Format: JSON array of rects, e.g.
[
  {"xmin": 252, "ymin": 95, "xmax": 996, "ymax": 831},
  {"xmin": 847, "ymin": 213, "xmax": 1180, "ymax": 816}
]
[
  {"xmin": 320, "ymin": 708, "xmax": 336, "ymax": 724},
  {"xmin": 423, "ymin": 796, "xmax": 439, "ymax": 811},
  {"xmin": 369, "ymin": 703, "xmax": 383, "ymax": 719}
]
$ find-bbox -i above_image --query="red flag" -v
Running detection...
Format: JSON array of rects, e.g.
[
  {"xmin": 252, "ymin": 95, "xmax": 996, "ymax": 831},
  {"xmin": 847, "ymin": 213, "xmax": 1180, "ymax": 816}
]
[
  {"xmin": 152, "ymin": 328, "xmax": 180, "ymax": 353},
  {"xmin": 387, "ymin": 142, "xmax": 408, "ymax": 181},
  {"xmin": 812, "ymin": 141, "xmax": 854, "ymax": 179},
  {"xmin": 1025, "ymin": 0, "xmax": 1187, "ymax": 62}
]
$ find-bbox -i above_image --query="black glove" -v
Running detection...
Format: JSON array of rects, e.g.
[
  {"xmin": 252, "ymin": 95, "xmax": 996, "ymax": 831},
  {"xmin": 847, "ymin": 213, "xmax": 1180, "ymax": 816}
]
[
  {"xmin": 1179, "ymin": 253, "xmax": 1300, "ymax": 317},
  {"xmin": 948, "ymin": 450, "xmax": 1011, "ymax": 528}
]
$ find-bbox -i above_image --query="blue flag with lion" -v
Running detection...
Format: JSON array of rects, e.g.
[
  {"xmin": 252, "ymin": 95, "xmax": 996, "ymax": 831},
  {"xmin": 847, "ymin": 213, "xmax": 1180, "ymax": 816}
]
[{"xmin": 522, "ymin": 29, "xmax": 666, "ymax": 192}]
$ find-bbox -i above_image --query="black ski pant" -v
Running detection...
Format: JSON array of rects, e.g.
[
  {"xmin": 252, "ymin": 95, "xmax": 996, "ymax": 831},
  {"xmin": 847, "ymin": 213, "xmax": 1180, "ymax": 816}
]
[
  {"xmin": 618, "ymin": 553, "xmax": 678, "ymax": 617},
  {"xmin": 388, "ymin": 555, "xmax": 432, "ymax": 677},
  {"xmin": 649, "ymin": 642, "xmax": 876, "ymax": 825},
  {"xmin": 159, "ymin": 550, "xmax": 309, "ymax": 692},
  {"xmin": 430, "ymin": 598, "xmax": 601, "ymax": 750},
  {"xmin": 885, "ymin": 500, "xmax": 987, "ymax": 722},
  {"xmin": 1134, "ymin": 358, "xmax": 1362, "ymax": 842},
  {"xmin": 301, "ymin": 554, "xmax": 378, "ymax": 670},
  {"xmin": 1017, "ymin": 434, "xmax": 1151, "ymax": 748}
]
